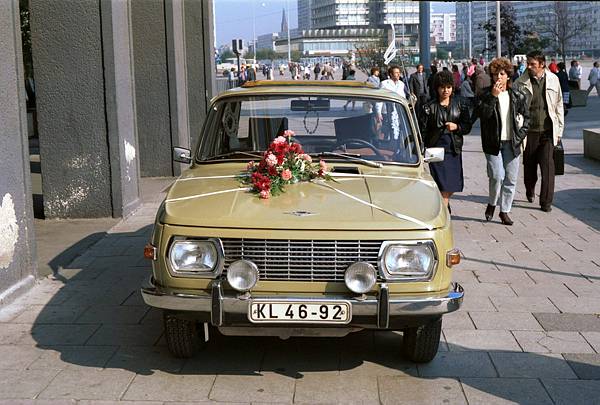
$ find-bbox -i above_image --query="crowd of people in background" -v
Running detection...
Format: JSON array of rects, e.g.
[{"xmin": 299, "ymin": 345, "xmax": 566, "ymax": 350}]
[{"xmin": 222, "ymin": 52, "xmax": 599, "ymax": 225}]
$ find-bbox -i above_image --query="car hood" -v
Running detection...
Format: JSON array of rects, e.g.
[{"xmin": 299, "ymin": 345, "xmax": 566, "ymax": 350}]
[{"xmin": 162, "ymin": 166, "xmax": 445, "ymax": 230}]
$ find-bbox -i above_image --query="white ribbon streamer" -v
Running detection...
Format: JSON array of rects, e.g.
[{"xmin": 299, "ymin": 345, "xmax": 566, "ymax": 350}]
[
  {"xmin": 166, "ymin": 187, "xmax": 251, "ymax": 203},
  {"xmin": 312, "ymin": 180, "xmax": 434, "ymax": 230}
]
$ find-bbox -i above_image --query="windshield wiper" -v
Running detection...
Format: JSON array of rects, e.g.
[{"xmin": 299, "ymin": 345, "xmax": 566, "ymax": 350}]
[
  {"xmin": 205, "ymin": 151, "xmax": 263, "ymax": 160},
  {"xmin": 315, "ymin": 152, "xmax": 383, "ymax": 168}
]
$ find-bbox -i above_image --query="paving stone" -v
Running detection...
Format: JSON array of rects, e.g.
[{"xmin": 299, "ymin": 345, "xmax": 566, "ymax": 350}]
[
  {"xmin": 441, "ymin": 310, "xmax": 475, "ymax": 330},
  {"xmin": 490, "ymin": 352, "xmax": 577, "ymax": 378},
  {"xmin": 339, "ymin": 346, "xmax": 417, "ymax": 377},
  {"xmin": 563, "ymin": 353, "xmax": 600, "ymax": 379},
  {"xmin": 512, "ymin": 331, "xmax": 595, "ymax": 354},
  {"xmin": 29, "ymin": 324, "xmax": 100, "ymax": 346},
  {"xmin": 0, "ymin": 345, "xmax": 43, "ymax": 370},
  {"xmin": 417, "ymin": 351, "xmax": 496, "ymax": 378},
  {"xmin": 549, "ymin": 297, "xmax": 600, "ymax": 314},
  {"xmin": 293, "ymin": 374, "xmax": 379, "ymax": 404},
  {"xmin": 470, "ymin": 311, "xmax": 543, "ymax": 331},
  {"xmin": 105, "ymin": 345, "xmax": 184, "ymax": 374},
  {"xmin": 85, "ymin": 324, "xmax": 162, "ymax": 346},
  {"xmin": 208, "ymin": 373, "xmax": 295, "ymax": 403},
  {"xmin": 28, "ymin": 346, "xmax": 117, "ymax": 371},
  {"xmin": 542, "ymin": 379, "xmax": 600, "ymax": 405},
  {"xmin": 0, "ymin": 400, "xmax": 77, "ymax": 405},
  {"xmin": 0, "ymin": 323, "xmax": 34, "ymax": 344},
  {"xmin": 444, "ymin": 330, "xmax": 521, "ymax": 352},
  {"xmin": 378, "ymin": 376, "xmax": 467, "ymax": 405},
  {"xmin": 459, "ymin": 295, "xmax": 497, "ymax": 312},
  {"xmin": 564, "ymin": 280, "xmax": 600, "ymax": 297},
  {"xmin": 11, "ymin": 305, "xmax": 88, "ymax": 324},
  {"xmin": 461, "ymin": 378, "xmax": 553, "ymax": 405},
  {"xmin": 79, "ymin": 401, "xmax": 162, "ymax": 405},
  {"xmin": 181, "ymin": 341, "xmax": 264, "ymax": 375},
  {"xmin": 261, "ymin": 339, "xmax": 340, "ymax": 377},
  {"xmin": 38, "ymin": 368, "xmax": 135, "ymax": 400},
  {"xmin": 490, "ymin": 296, "xmax": 560, "ymax": 313},
  {"xmin": 0, "ymin": 369, "xmax": 61, "ymax": 399},
  {"xmin": 456, "ymin": 282, "xmax": 516, "ymax": 297},
  {"xmin": 122, "ymin": 371, "xmax": 215, "ymax": 402},
  {"xmin": 581, "ymin": 331, "xmax": 600, "ymax": 352},
  {"xmin": 534, "ymin": 313, "xmax": 600, "ymax": 332},
  {"xmin": 74, "ymin": 305, "xmax": 149, "ymax": 324},
  {"xmin": 510, "ymin": 282, "xmax": 577, "ymax": 299},
  {"xmin": 474, "ymin": 268, "xmax": 535, "ymax": 284}
]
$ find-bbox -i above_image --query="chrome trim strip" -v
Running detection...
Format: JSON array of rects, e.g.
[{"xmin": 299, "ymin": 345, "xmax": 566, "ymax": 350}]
[{"xmin": 141, "ymin": 277, "xmax": 464, "ymax": 322}]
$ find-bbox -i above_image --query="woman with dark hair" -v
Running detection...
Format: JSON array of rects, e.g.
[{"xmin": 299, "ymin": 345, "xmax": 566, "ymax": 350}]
[
  {"xmin": 476, "ymin": 57, "xmax": 529, "ymax": 225},
  {"xmin": 556, "ymin": 62, "xmax": 571, "ymax": 114},
  {"xmin": 418, "ymin": 71, "xmax": 472, "ymax": 212}
]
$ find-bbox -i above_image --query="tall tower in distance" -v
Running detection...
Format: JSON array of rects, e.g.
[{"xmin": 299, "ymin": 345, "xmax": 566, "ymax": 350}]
[{"xmin": 281, "ymin": 7, "xmax": 289, "ymax": 34}]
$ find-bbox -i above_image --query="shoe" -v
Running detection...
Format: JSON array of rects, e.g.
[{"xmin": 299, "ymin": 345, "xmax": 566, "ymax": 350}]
[
  {"xmin": 541, "ymin": 205, "xmax": 552, "ymax": 212},
  {"xmin": 485, "ymin": 204, "xmax": 495, "ymax": 221},
  {"xmin": 526, "ymin": 192, "xmax": 534, "ymax": 203},
  {"xmin": 499, "ymin": 212, "xmax": 514, "ymax": 225}
]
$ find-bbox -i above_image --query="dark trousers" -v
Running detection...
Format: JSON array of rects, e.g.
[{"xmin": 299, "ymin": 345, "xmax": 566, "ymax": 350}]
[{"xmin": 523, "ymin": 131, "xmax": 555, "ymax": 208}]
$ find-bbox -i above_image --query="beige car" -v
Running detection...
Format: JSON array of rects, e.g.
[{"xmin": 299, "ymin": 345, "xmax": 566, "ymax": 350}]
[{"xmin": 141, "ymin": 80, "xmax": 463, "ymax": 363}]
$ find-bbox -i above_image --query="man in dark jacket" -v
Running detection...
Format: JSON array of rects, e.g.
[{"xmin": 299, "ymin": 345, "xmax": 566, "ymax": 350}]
[
  {"xmin": 476, "ymin": 57, "xmax": 530, "ymax": 225},
  {"xmin": 409, "ymin": 64, "xmax": 429, "ymax": 107}
]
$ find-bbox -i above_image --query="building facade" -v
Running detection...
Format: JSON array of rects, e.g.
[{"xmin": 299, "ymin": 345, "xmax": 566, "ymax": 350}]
[
  {"xmin": 298, "ymin": 0, "xmax": 312, "ymax": 30},
  {"xmin": 456, "ymin": 1, "xmax": 600, "ymax": 60},
  {"xmin": 431, "ymin": 12, "xmax": 456, "ymax": 44},
  {"xmin": 257, "ymin": 32, "xmax": 279, "ymax": 51},
  {"xmin": 311, "ymin": 0, "xmax": 370, "ymax": 29}
]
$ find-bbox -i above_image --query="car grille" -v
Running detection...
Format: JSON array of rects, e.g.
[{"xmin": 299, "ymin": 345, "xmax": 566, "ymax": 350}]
[{"xmin": 221, "ymin": 239, "xmax": 383, "ymax": 281}]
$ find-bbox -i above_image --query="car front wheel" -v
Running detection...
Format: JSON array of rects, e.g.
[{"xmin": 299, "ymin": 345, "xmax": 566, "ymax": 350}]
[
  {"xmin": 163, "ymin": 312, "xmax": 205, "ymax": 358},
  {"xmin": 402, "ymin": 318, "xmax": 442, "ymax": 363}
]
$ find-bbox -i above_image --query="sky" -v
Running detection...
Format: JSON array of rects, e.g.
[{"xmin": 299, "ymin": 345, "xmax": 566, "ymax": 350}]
[{"xmin": 214, "ymin": 0, "xmax": 456, "ymax": 48}]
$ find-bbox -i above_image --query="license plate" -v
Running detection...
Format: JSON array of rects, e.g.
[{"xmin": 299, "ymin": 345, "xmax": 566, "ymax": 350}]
[{"xmin": 248, "ymin": 301, "xmax": 351, "ymax": 324}]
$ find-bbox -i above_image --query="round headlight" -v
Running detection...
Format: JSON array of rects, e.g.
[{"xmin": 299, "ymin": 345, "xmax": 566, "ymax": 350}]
[
  {"xmin": 227, "ymin": 260, "xmax": 259, "ymax": 292},
  {"xmin": 170, "ymin": 240, "xmax": 218, "ymax": 273},
  {"xmin": 383, "ymin": 243, "xmax": 435, "ymax": 278},
  {"xmin": 344, "ymin": 262, "xmax": 377, "ymax": 294}
]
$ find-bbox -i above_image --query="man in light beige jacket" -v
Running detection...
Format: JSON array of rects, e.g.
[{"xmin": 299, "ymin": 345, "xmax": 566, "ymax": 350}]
[{"xmin": 515, "ymin": 50, "xmax": 564, "ymax": 213}]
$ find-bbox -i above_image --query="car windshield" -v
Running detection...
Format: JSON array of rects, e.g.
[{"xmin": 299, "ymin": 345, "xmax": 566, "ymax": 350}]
[{"xmin": 197, "ymin": 95, "xmax": 419, "ymax": 164}]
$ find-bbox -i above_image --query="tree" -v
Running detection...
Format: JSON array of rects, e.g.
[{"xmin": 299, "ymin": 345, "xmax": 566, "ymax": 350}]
[
  {"xmin": 353, "ymin": 37, "xmax": 389, "ymax": 76},
  {"xmin": 479, "ymin": 2, "xmax": 523, "ymax": 59},
  {"xmin": 517, "ymin": 30, "xmax": 551, "ymax": 55},
  {"xmin": 255, "ymin": 48, "xmax": 278, "ymax": 60},
  {"xmin": 220, "ymin": 50, "xmax": 235, "ymax": 60},
  {"xmin": 536, "ymin": 1, "xmax": 591, "ymax": 64}
]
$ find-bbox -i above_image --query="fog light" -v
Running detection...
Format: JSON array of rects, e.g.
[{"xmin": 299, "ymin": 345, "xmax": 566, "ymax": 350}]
[
  {"xmin": 345, "ymin": 262, "xmax": 377, "ymax": 294},
  {"xmin": 227, "ymin": 260, "xmax": 259, "ymax": 292}
]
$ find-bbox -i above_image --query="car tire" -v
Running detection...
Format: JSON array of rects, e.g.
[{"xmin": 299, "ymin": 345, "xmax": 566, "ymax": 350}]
[
  {"xmin": 402, "ymin": 318, "xmax": 442, "ymax": 363},
  {"xmin": 163, "ymin": 313, "xmax": 204, "ymax": 358}
]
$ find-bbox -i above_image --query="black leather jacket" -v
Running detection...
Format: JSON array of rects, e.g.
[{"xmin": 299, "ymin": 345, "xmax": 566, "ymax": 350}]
[
  {"xmin": 476, "ymin": 84, "xmax": 530, "ymax": 156},
  {"xmin": 418, "ymin": 96, "xmax": 472, "ymax": 154}
]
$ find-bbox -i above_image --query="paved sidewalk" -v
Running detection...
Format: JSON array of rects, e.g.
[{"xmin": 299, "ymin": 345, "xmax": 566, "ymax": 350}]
[{"xmin": 1, "ymin": 133, "xmax": 600, "ymax": 403}]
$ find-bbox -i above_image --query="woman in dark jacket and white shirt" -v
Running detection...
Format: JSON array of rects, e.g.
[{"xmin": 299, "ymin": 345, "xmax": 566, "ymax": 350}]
[
  {"xmin": 476, "ymin": 57, "xmax": 530, "ymax": 225},
  {"xmin": 418, "ymin": 71, "xmax": 472, "ymax": 212}
]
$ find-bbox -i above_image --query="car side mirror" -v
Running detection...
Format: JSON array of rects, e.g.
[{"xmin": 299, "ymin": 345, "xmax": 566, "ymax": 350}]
[
  {"xmin": 173, "ymin": 147, "xmax": 191, "ymax": 164},
  {"xmin": 423, "ymin": 147, "xmax": 444, "ymax": 163}
]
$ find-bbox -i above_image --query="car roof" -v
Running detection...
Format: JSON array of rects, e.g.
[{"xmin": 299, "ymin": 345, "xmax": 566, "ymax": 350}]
[{"xmin": 211, "ymin": 80, "xmax": 410, "ymax": 106}]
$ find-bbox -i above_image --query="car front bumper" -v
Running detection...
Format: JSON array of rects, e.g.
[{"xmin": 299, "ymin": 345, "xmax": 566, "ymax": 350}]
[{"xmin": 141, "ymin": 277, "xmax": 463, "ymax": 329}]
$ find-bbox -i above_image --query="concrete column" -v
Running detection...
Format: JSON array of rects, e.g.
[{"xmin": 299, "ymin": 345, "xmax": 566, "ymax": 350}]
[
  {"xmin": 130, "ymin": 0, "xmax": 172, "ymax": 177},
  {"xmin": 183, "ymin": 0, "xmax": 216, "ymax": 148},
  {"xmin": 130, "ymin": 0, "xmax": 215, "ymax": 177},
  {"xmin": 30, "ymin": 0, "xmax": 140, "ymax": 218},
  {"xmin": 165, "ymin": 0, "xmax": 191, "ymax": 176},
  {"xmin": 0, "ymin": 0, "xmax": 37, "ymax": 303},
  {"xmin": 100, "ymin": 0, "xmax": 141, "ymax": 217}
]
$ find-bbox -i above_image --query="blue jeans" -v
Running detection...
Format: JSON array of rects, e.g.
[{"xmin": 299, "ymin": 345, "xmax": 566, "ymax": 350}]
[{"xmin": 485, "ymin": 141, "xmax": 520, "ymax": 213}]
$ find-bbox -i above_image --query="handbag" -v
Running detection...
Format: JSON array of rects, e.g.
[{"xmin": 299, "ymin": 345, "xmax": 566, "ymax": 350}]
[{"xmin": 554, "ymin": 139, "xmax": 564, "ymax": 175}]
